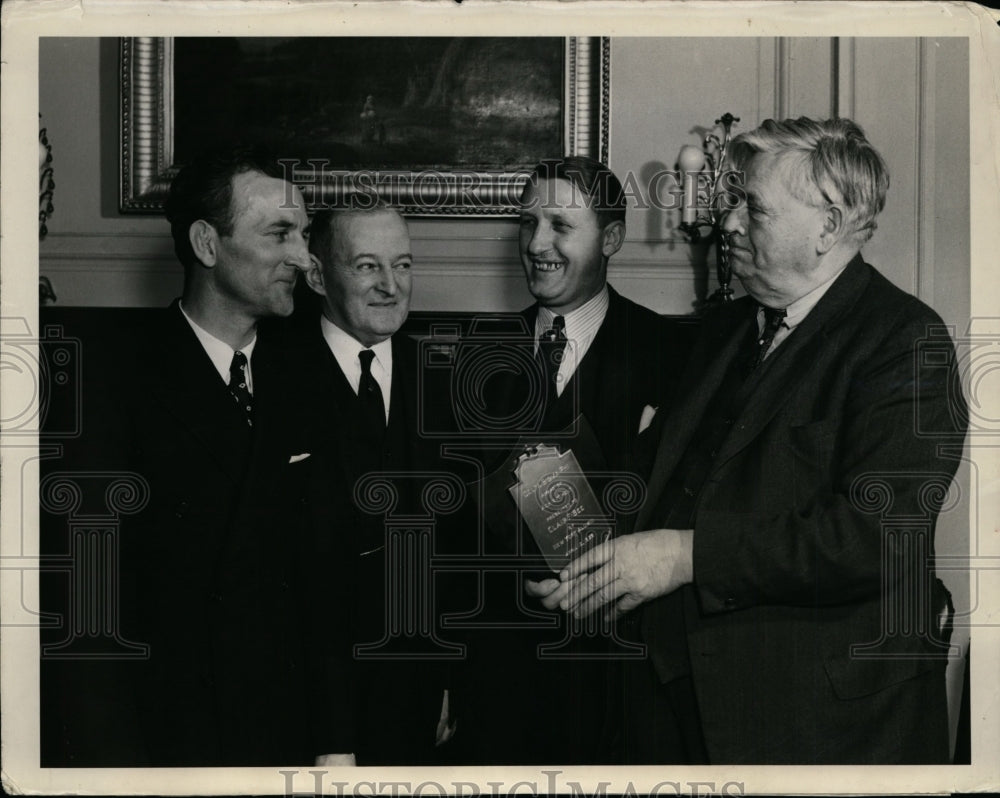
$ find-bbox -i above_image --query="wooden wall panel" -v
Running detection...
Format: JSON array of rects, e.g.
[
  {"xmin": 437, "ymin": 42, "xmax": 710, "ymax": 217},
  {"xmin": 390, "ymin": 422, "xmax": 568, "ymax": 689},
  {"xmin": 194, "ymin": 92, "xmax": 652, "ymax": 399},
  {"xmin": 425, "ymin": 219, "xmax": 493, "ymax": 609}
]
[{"xmin": 38, "ymin": 36, "xmax": 969, "ymax": 325}]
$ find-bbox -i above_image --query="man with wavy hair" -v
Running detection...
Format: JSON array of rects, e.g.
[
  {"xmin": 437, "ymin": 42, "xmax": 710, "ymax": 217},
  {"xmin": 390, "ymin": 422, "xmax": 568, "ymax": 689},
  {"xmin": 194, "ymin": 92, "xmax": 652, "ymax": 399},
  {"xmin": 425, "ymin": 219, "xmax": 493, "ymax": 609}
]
[{"xmin": 532, "ymin": 118, "xmax": 967, "ymax": 764}]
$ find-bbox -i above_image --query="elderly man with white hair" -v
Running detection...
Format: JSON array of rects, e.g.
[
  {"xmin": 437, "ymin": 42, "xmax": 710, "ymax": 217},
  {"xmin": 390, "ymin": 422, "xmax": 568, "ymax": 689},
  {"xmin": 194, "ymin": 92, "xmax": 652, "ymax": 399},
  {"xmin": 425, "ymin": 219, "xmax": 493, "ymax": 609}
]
[{"xmin": 531, "ymin": 117, "xmax": 967, "ymax": 764}]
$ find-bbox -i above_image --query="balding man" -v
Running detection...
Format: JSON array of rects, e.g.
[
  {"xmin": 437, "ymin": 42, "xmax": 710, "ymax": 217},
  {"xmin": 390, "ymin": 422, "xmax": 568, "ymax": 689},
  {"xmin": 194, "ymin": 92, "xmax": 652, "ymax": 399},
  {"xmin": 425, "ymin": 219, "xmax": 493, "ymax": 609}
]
[{"xmin": 292, "ymin": 203, "xmax": 448, "ymax": 766}]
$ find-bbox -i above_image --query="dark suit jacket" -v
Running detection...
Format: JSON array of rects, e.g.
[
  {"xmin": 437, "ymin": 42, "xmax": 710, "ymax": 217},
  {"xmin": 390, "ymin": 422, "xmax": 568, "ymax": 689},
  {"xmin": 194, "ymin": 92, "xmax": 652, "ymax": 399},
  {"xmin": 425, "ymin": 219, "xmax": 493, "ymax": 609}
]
[
  {"xmin": 285, "ymin": 322, "xmax": 448, "ymax": 765},
  {"xmin": 450, "ymin": 286, "xmax": 688, "ymax": 764},
  {"xmin": 633, "ymin": 255, "xmax": 966, "ymax": 763},
  {"xmin": 524, "ymin": 285, "xmax": 683, "ymax": 474},
  {"xmin": 42, "ymin": 302, "xmax": 315, "ymax": 766}
]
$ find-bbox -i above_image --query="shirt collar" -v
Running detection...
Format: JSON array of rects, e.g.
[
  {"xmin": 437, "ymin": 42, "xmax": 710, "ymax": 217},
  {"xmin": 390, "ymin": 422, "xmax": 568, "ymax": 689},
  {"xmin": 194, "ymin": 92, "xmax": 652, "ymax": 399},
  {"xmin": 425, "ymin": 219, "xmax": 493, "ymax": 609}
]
[
  {"xmin": 179, "ymin": 301, "xmax": 257, "ymax": 385},
  {"xmin": 777, "ymin": 264, "xmax": 849, "ymax": 330},
  {"xmin": 321, "ymin": 315, "xmax": 393, "ymax": 370},
  {"xmin": 536, "ymin": 285, "xmax": 610, "ymax": 336}
]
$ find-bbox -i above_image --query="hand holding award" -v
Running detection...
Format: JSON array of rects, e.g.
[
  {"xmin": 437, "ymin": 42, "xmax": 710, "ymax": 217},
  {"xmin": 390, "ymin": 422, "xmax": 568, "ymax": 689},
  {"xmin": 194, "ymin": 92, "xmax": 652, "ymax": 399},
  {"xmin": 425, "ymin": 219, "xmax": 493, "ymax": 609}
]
[{"xmin": 508, "ymin": 444, "xmax": 612, "ymax": 573}]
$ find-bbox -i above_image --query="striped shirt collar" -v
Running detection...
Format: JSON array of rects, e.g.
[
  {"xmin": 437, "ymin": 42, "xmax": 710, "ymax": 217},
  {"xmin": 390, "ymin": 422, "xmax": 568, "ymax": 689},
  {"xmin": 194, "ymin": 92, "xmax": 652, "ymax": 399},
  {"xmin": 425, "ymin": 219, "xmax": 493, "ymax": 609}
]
[
  {"xmin": 535, "ymin": 285, "xmax": 610, "ymax": 350},
  {"xmin": 534, "ymin": 286, "xmax": 610, "ymax": 395}
]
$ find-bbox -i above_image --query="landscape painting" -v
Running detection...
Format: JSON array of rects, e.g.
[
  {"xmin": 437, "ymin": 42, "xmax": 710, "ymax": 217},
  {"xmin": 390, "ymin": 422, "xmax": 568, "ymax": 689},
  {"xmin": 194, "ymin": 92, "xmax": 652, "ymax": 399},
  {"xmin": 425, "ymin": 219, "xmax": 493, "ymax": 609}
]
[
  {"xmin": 120, "ymin": 36, "xmax": 607, "ymax": 214},
  {"xmin": 173, "ymin": 37, "xmax": 565, "ymax": 170}
]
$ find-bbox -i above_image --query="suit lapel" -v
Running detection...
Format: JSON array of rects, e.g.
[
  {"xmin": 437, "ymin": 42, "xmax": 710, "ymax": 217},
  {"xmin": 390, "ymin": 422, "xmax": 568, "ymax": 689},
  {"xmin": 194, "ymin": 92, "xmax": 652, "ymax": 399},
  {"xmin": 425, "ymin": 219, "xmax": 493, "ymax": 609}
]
[
  {"xmin": 633, "ymin": 302, "xmax": 753, "ymax": 532},
  {"xmin": 711, "ymin": 255, "xmax": 871, "ymax": 471},
  {"xmin": 561, "ymin": 289, "xmax": 617, "ymax": 418},
  {"xmin": 391, "ymin": 335, "xmax": 422, "ymax": 470},
  {"xmin": 306, "ymin": 325, "xmax": 361, "ymax": 484},
  {"xmin": 149, "ymin": 304, "xmax": 250, "ymax": 484},
  {"xmin": 536, "ymin": 288, "xmax": 620, "ymax": 431}
]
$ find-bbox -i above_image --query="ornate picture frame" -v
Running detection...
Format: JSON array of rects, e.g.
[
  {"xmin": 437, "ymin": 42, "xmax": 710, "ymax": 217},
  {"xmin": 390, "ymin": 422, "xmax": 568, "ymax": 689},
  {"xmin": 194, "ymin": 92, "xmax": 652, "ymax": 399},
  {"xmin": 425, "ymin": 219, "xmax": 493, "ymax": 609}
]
[{"xmin": 119, "ymin": 36, "xmax": 609, "ymax": 216}]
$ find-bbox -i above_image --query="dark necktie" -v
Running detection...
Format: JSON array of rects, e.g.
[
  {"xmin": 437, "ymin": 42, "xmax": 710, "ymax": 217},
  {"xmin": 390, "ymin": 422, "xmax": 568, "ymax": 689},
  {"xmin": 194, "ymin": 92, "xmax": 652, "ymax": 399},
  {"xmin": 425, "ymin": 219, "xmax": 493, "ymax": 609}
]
[
  {"xmin": 358, "ymin": 349, "xmax": 386, "ymax": 441},
  {"xmin": 228, "ymin": 350, "xmax": 253, "ymax": 427},
  {"xmin": 748, "ymin": 306, "xmax": 788, "ymax": 373},
  {"xmin": 538, "ymin": 315, "xmax": 567, "ymax": 405}
]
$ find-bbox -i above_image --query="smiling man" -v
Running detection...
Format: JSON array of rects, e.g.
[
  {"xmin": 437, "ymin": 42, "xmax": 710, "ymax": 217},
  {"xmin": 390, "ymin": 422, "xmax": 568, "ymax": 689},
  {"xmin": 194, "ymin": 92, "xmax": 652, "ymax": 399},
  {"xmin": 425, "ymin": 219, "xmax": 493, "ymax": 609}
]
[
  {"xmin": 514, "ymin": 156, "xmax": 677, "ymax": 475},
  {"xmin": 293, "ymin": 203, "xmax": 448, "ymax": 766},
  {"xmin": 533, "ymin": 118, "xmax": 967, "ymax": 764},
  {"xmin": 42, "ymin": 146, "xmax": 323, "ymax": 766},
  {"xmin": 450, "ymin": 156, "xmax": 682, "ymax": 766}
]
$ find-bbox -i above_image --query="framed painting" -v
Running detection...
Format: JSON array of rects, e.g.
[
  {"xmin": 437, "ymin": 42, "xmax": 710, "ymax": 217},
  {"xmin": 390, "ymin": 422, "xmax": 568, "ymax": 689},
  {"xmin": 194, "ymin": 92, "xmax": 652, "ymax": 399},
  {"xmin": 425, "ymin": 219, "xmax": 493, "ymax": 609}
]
[{"xmin": 119, "ymin": 36, "xmax": 609, "ymax": 216}]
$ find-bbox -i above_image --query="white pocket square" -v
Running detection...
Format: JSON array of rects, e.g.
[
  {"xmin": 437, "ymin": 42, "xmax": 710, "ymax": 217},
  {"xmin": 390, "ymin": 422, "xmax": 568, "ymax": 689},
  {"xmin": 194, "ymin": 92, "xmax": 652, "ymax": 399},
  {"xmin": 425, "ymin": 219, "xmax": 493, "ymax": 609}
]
[
  {"xmin": 288, "ymin": 453, "xmax": 311, "ymax": 464},
  {"xmin": 638, "ymin": 405, "xmax": 658, "ymax": 435}
]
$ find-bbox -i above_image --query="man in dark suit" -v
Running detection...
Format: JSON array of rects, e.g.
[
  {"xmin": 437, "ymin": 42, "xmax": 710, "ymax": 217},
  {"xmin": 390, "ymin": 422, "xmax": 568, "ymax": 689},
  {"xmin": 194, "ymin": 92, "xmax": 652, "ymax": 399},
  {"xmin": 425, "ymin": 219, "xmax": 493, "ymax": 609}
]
[
  {"xmin": 452, "ymin": 157, "xmax": 683, "ymax": 764},
  {"xmin": 294, "ymin": 204, "xmax": 449, "ymax": 766},
  {"xmin": 41, "ymin": 147, "xmax": 332, "ymax": 766},
  {"xmin": 534, "ymin": 118, "xmax": 967, "ymax": 763}
]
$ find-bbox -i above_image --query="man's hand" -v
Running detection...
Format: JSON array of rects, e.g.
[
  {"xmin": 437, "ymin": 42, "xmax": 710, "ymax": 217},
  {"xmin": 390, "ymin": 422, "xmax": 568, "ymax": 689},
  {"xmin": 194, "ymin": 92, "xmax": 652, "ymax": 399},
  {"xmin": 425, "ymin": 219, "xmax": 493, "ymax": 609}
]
[
  {"xmin": 524, "ymin": 575, "xmax": 571, "ymax": 610},
  {"xmin": 551, "ymin": 529, "xmax": 695, "ymax": 618},
  {"xmin": 314, "ymin": 752, "xmax": 357, "ymax": 767}
]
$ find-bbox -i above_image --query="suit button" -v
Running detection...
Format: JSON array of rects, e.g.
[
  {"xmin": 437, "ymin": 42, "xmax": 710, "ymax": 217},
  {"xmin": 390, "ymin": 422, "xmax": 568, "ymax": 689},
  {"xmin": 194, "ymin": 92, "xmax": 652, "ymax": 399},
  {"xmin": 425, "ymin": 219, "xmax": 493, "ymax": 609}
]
[
  {"xmin": 724, "ymin": 596, "xmax": 737, "ymax": 610},
  {"xmin": 174, "ymin": 501, "xmax": 189, "ymax": 518}
]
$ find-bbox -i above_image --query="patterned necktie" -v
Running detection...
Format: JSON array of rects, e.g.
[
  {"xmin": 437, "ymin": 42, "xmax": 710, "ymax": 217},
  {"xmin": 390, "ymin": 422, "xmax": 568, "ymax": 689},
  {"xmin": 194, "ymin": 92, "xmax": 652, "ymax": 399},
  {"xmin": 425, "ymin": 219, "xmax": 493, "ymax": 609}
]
[
  {"xmin": 358, "ymin": 349, "xmax": 386, "ymax": 440},
  {"xmin": 538, "ymin": 315, "xmax": 567, "ymax": 405},
  {"xmin": 748, "ymin": 306, "xmax": 788, "ymax": 372},
  {"xmin": 228, "ymin": 350, "xmax": 253, "ymax": 427}
]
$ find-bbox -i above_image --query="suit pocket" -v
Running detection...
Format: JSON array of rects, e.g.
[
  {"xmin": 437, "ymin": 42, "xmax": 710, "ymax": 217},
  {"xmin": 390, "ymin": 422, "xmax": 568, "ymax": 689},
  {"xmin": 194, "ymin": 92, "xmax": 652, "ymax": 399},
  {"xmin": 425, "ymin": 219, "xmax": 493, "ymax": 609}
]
[
  {"xmin": 788, "ymin": 416, "xmax": 840, "ymax": 460},
  {"xmin": 823, "ymin": 653, "xmax": 942, "ymax": 700}
]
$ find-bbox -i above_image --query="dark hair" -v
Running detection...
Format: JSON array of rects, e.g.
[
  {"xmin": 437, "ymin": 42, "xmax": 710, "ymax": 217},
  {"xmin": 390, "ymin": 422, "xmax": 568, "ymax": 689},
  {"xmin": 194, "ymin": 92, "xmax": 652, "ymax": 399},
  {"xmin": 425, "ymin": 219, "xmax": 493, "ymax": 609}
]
[
  {"xmin": 164, "ymin": 145, "xmax": 287, "ymax": 272},
  {"xmin": 519, "ymin": 155, "xmax": 627, "ymax": 229}
]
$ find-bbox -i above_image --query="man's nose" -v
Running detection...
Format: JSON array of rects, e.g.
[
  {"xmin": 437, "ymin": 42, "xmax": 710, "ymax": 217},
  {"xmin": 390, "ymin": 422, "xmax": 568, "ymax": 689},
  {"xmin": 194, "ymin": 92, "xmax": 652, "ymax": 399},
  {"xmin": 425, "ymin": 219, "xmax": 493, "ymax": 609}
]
[
  {"xmin": 287, "ymin": 237, "xmax": 311, "ymax": 270},
  {"xmin": 720, "ymin": 204, "xmax": 747, "ymax": 237},
  {"xmin": 375, "ymin": 264, "xmax": 397, "ymax": 295},
  {"xmin": 526, "ymin": 223, "xmax": 552, "ymax": 255}
]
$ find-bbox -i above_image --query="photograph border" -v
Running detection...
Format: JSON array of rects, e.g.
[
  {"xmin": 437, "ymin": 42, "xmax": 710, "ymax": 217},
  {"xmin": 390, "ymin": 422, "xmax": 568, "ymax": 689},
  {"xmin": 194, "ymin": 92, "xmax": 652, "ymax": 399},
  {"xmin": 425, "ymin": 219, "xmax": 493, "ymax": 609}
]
[{"xmin": 4, "ymin": 2, "xmax": 999, "ymax": 795}]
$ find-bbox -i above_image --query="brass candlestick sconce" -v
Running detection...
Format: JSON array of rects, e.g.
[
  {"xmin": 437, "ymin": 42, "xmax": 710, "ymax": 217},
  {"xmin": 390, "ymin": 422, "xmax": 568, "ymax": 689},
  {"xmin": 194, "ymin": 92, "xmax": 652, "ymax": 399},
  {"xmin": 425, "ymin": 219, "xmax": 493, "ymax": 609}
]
[{"xmin": 676, "ymin": 112, "xmax": 739, "ymax": 305}]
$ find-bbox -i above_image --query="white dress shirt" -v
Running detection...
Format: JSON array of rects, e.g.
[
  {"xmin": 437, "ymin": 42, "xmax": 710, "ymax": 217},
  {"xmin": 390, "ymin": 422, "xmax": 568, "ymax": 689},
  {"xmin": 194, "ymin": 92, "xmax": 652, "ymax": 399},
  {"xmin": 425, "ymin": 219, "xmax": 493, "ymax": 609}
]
[
  {"xmin": 179, "ymin": 301, "xmax": 256, "ymax": 393},
  {"xmin": 758, "ymin": 265, "xmax": 847, "ymax": 359},
  {"xmin": 320, "ymin": 315, "xmax": 393, "ymax": 423},
  {"xmin": 534, "ymin": 286, "xmax": 610, "ymax": 397}
]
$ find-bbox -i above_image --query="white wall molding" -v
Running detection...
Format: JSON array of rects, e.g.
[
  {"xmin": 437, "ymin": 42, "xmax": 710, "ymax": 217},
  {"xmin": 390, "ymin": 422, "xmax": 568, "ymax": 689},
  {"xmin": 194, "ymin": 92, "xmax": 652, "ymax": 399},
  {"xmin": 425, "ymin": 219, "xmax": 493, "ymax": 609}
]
[
  {"xmin": 916, "ymin": 37, "xmax": 936, "ymax": 305},
  {"xmin": 775, "ymin": 38, "xmax": 790, "ymax": 119},
  {"xmin": 835, "ymin": 37, "xmax": 856, "ymax": 119}
]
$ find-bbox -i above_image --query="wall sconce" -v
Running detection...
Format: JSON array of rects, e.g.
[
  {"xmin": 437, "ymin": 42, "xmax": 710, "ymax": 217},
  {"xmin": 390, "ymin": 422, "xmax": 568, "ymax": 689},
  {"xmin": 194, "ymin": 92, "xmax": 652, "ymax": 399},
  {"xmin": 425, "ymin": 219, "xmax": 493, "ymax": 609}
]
[
  {"xmin": 39, "ymin": 119, "xmax": 55, "ymax": 240},
  {"xmin": 676, "ymin": 112, "xmax": 739, "ymax": 305},
  {"xmin": 39, "ymin": 115, "xmax": 57, "ymax": 305}
]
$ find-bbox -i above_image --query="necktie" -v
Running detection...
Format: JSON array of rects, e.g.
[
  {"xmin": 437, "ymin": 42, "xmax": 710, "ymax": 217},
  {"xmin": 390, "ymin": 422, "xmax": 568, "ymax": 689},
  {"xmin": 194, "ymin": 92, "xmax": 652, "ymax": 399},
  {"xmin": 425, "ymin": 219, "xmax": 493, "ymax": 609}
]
[
  {"xmin": 228, "ymin": 350, "xmax": 253, "ymax": 427},
  {"xmin": 538, "ymin": 315, "xmax": 567, "ymax": 405},
  {"xmin": 358, "ymin": 349, "xmax": 386, "ymax": 440},
  {"xmin": 748, "ymin": 306, "xmax": 787, "ymax": 372}
]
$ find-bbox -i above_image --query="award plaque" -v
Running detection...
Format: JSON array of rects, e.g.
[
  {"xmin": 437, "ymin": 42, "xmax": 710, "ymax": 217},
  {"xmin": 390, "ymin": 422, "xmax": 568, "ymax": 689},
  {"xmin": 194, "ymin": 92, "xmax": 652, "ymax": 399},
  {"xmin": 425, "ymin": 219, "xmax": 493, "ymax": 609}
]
[{"xmin": 507, "ymin": 444, "xmax": 612, "ymax": 572}]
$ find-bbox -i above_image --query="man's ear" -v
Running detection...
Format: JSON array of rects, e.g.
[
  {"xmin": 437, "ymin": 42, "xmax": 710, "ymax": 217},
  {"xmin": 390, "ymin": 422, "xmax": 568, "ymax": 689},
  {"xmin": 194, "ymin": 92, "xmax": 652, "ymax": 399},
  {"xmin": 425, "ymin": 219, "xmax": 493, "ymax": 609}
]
[
  {"xmin": 817, "ymin": 204, "xmax": 846, "ymax": 254},
  {"xmin": 601, "ymin": 220, "xmax": 626, "ymax": 258},
  {"xmin": 303, "ymin": 254, "xmax": 327, "ymax": 297},
  {"xmin": 189, "ymin": 220, "xmax": 219, "ymax": 267}
]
